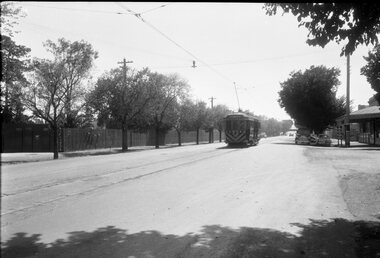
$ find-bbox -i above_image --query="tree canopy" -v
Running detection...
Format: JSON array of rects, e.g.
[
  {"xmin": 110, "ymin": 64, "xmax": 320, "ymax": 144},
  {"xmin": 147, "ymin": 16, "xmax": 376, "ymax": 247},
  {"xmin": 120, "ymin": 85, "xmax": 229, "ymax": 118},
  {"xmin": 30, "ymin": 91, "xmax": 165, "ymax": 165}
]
[
  {"xmin": 0, "ymin": 2, "xmax": 25, "ymax": 37},
  {"xmin": 264, "ymin": 3, "xmax": 380, "ymax": 56},
  {"xmin": 361, "ymin": 44, "xmax": 380, "ymax": 104},
  {"xmin": 0, "ymin": 3, "xmax": 31, "ymax": 123},
  {"xmin": 22, "ymin": 38, "xmax": 98, "ymax": 158},
  {"xmin": 278, "ymin": 65, "xmax": 346, "ymax": 133},
  {"xmin": 42, "ymin": 38, "xmax": 98, "ymax": 127}
]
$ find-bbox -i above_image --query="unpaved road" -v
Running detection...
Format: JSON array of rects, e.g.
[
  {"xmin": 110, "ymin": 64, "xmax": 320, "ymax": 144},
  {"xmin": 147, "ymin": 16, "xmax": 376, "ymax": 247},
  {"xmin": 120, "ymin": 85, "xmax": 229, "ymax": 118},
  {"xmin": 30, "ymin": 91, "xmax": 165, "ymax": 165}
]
[{"xmin": 1, "ymin": 136, "xmax": 380, "ymax": 257}]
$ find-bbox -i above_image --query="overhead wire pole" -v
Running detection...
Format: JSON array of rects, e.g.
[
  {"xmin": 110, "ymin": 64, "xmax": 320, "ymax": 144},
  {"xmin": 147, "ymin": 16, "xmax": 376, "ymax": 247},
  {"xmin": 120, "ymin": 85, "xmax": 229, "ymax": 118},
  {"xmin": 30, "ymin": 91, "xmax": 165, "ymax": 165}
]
[
  {"xmin": 117, "ymin": 58, "xmax": 133, "ymax": 151},
  {"xmin": 209, "ymin": 96, "xmax": 216, "ymax": 109},
  {"xmin": 118, "ymin": 58, "xmax": 133, "ymax": 86},
  {"xmin": 345, "ymin": 54, "xmax": 351, "ymax": 147}
]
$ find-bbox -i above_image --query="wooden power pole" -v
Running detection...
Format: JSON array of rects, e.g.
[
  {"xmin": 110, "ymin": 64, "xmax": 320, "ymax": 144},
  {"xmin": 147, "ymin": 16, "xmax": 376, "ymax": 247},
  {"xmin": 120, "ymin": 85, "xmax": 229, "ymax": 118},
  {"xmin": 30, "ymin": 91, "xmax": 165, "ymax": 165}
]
[{"xmin": 345, "ymin": 54, "xmax": 350, "ymax": 147}]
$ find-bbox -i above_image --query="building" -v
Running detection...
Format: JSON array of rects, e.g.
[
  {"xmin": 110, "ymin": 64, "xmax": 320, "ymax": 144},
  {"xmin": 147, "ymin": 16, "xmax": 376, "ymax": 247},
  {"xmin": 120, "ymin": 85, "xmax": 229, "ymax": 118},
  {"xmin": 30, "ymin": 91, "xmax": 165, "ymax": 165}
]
[{"xmin": 336, "ymin": 105, "xmax": 380, "ymax": 146}]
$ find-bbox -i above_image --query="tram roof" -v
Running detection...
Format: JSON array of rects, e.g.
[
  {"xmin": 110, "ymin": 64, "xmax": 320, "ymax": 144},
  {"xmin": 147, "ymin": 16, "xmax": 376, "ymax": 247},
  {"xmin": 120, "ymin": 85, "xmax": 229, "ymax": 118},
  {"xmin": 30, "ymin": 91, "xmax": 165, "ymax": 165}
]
[{"xmin": 225, "ymin": 112, "xmax": 259, "ymax": 121}]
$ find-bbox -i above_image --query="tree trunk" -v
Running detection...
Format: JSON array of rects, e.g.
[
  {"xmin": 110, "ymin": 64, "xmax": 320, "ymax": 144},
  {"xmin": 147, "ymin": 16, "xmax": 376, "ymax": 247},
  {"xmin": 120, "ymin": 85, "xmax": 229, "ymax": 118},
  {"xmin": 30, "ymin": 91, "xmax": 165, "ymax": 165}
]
[
  {"xmin": 219, "ymin": 129, "xmax": 222, "ymax": 142},
  {"xmin": 122, "ymin": 123, "xmax": 128, "ymax": 151},
  {"xmin": 177, "ymin": 129, "xmax": 182, "ymax": 146},
  {"xmin": 155, "ymin": 126, "xmax": 160, "ymax": 149},
  {"xmin": 196, "ymin": 128, "xmax": 199, "ymax": 145},
  {"xmin": 209, "ymin": 128, "xmax": 214, "ymax": 143},
  {"xmin": 53, "ymin": 126, "xmax": 59, "ymax": 159}
]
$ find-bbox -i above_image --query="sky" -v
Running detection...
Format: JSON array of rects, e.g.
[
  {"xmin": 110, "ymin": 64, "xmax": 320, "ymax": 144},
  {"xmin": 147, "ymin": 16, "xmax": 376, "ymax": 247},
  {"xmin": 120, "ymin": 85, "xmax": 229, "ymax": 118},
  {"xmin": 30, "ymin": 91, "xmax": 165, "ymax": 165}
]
[{"xmin": 10, "ymin": 2, "xmax": 378, "ymax": 121}]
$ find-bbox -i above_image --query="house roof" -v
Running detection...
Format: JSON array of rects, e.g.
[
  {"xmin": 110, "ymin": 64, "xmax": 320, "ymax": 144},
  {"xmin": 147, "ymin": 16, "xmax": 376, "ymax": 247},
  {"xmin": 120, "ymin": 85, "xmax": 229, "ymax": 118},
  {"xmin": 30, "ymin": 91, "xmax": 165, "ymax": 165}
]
[{"xmin": 336, "ymin": 105, "xmax": 380, "ymax": 124}]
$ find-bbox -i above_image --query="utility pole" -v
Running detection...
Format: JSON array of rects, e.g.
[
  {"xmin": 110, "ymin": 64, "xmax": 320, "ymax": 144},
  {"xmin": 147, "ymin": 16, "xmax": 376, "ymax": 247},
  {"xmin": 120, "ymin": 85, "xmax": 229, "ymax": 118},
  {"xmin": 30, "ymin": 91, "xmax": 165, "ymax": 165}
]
[
  {"xmin": 118, "ymin": 58, "xmax": 133, "ymax": 85},
  {"xmin": 209, "ymin": 96, "xmax": 216, "ymax": 109},
  {"xmin": 345, "ymin": 54, "xmax": 350, "ymax": 147},
  {"xmin": 117, "ymin": 58, "xmax": 133, "ymax": 151}
]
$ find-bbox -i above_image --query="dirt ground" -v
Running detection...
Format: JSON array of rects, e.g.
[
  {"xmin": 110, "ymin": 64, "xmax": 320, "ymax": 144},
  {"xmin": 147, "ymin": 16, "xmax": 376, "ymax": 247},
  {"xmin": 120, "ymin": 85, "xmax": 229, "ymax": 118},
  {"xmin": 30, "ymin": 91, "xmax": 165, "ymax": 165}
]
[{"xmin": 305, "ymin": 146, "xmax": 380, "ymax": 222}]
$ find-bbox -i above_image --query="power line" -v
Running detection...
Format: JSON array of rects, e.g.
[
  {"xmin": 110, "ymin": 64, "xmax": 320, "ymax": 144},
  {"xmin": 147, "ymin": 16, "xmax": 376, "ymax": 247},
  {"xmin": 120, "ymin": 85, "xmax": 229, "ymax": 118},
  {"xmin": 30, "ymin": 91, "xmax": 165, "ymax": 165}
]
[
  {"xmin": 140, "ymin": 4, "xmax": 172, "ymax": 15},
  {"xmin": 22, "ymin": 21, "xmax": 191, "ymax": 62},
  {"xmin": 150, "ymin": 49, "xmax": 340, "ymax": 69},
  {"xmin": 20, "ymin": 3, "xmax": 132, "ymax": 15},
  {"xmin": 115, "ymin": 3, "xmax": 234, "ymax": 84}
]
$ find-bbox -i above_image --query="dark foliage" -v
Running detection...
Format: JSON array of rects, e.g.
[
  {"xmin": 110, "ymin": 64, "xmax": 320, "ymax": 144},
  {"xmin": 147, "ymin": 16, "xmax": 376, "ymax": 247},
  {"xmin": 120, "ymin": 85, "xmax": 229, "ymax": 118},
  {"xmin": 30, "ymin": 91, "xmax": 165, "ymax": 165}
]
[
  {"xmin": 264, "ymin": 3, "xmax": 380, "ymax": 56},
  {"xmin": 278, "ymin": 65, "xmax": 346, "ymax": 133},
  {"xmin": 361, "ymin": 44, "xmax": 380, "ymax": 104}
]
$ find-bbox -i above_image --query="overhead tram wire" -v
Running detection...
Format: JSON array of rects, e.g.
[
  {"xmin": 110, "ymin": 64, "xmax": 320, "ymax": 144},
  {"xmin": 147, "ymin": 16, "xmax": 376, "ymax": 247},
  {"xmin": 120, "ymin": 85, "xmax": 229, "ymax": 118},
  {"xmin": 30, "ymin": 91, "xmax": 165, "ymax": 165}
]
[
  {"xmin": 20, "ymin": 3, "xmax": 133, "ymax": 15},
  {"xmin": 115, "ymin": 2, "xmax": 235, "ymax": 84},
  {"xmin": 140, "ymin": 4, "xmax": 172, "ymax": 15},
  {"xmin": 115, "ymin": 3, "xmax": 242, "ymax": 110}
]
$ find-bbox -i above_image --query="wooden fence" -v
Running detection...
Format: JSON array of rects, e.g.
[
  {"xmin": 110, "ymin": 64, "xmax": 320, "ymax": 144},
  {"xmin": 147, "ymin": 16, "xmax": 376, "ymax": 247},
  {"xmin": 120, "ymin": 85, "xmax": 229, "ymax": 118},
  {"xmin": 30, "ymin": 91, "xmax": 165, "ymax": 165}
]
[
  {"xmin": 2, "ymin": 124, "xmax": 53, "ymax": 153},
  {"xmin": 61, "ymin": 128, "xmax": 224, "ymax": 152}
]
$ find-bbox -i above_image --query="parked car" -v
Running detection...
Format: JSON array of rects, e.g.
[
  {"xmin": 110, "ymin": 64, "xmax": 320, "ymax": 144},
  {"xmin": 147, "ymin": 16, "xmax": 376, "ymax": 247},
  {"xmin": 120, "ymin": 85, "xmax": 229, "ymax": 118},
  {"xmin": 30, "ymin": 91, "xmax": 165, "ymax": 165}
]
[
  {"xmin": 295, "ymin": 128, "xmax": 311, "ymax": 145},
  {"xmin": 316, "ymin": 134, "xmax": 332, "ymax": 146},
  {"xmin": 295, "ymin": 135, "xmax": 309, "ymax": 145},
  {"xmin": 308, "ymin": 134, "xmax": 332, "ymax": 146}
]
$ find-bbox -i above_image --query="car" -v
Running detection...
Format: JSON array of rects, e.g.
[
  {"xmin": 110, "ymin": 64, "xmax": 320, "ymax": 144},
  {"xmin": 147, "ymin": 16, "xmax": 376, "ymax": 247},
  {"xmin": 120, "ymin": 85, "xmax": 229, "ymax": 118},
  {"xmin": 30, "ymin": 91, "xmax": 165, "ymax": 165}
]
[
  {"xmin": 295, "ymin": 135, "xmax": 309, "ymax": 145},
  {"xmin": 308, "ymin": 134, "xmax": 332, "ymax": 146},
  {"xmin": 316, "ymin": 134, "xmax": 332, "ymax": 146}
]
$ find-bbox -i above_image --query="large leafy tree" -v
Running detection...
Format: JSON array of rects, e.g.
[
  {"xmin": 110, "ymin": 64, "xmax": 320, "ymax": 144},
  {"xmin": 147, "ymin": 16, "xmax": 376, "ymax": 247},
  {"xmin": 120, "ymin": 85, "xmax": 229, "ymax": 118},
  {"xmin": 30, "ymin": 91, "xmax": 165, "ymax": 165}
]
[
  {"xmin": 264, "ymin": 3, "xmax": 380, "ymax": 56},
  {"xmin": 1, "ymin": 36, "xmax": 31, "ymax": 123},
  {"xmin": 23, "ymin": 39, "xmax": 97, "ymax": 159},
  {"xmin": 144, "ymin": 73, "xmax": 190, "ymax": 148},
  {"xmin": 1, "ymin": 2, "xmax": 31, "ymax": 123},
  {"xmin": 23, "ymin": 59, "xmax": 68, "ymax": 159},
  {"xmin": 88, "ymin": 67, "xmax": 153, "ymax": 151},
  {"xmin": 278, "ymin": 65, "xmax": 346, "ymax": 133},
  {"xmin": 43, "ymin": 38, "xmax": 98, "ymax": 127},
  {"xmin": 361, "ymin": 44, "xmax": 380, "ymax": 104}
]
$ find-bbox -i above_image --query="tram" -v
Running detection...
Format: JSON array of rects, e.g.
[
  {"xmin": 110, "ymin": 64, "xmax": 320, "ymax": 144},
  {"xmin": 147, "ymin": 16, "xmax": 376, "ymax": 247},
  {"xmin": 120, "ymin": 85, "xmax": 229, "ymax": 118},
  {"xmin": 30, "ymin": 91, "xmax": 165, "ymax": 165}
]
[{"xmin": 224, "ymin": 112, "xmax": 260, "ymax": 146}]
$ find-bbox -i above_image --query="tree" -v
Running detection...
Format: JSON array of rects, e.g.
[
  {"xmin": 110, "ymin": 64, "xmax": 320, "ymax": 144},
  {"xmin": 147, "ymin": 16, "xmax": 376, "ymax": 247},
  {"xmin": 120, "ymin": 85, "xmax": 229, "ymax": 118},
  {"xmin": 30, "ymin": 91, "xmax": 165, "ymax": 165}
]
[
  {"xmin": 23, "ymin": 59, "xmax": 68, "ymax": 159},
  {"xmin": 1, "ymin": 3, "xmax": 31, "ymax": 123},
  {"xmin": 145, "ymin": 73, "xmax": 190, "ymax": 148},
  {"xmin": 281, "ymin": 119, "xmax": 293, "ymax": 134},
  {"xmin": 278, "ymin": 65, "xmax": 346, "ymax": 133},
  {"xmin": 209, "ymin": 104, "xmax": 231, "ymax": 142},
  {"xmin": 191, "ymin": 101, "xmax": 209, "ymax": 145},
  {"xmin": 172, "ymin": 98, "xmax": 194, "ymax": 146},
  {"xmin": 22, "ymin": 39, "xmax": 97, "ymax": 159},
  {"xmin": 264, "ymin": 3, "xmax": 380, "ymax": 56},
  {"xmin": 88, "ymin": 67, "xmax": 153, "ymax": 151},
  {"xmin": 0, "ymin": 2, "xmax": 25, "ymax": 37},
  {"xmin": 42, "ymin": 38, "xmax": 98, "ymax": 128},
  {"xmin": 361, "ymin": 44, "xmax": 380, "ymax": 104}
]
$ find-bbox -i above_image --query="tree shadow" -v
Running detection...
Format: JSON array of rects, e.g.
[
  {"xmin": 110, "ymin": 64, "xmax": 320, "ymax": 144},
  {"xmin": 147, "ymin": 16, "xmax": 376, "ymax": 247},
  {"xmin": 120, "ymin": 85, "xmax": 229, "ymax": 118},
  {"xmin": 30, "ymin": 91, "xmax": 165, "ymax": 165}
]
[{"xmin": 2, "ymin": 219, "xmax": 379, "ymax": 258}]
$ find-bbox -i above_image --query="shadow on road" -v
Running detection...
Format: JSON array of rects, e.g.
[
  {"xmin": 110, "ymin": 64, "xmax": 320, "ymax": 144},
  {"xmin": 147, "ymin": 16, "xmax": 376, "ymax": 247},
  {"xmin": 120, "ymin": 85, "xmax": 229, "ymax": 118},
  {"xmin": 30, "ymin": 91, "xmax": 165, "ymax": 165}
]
[
  {"xmin": 2, "ymin": 219, "xmax": 379, "ymax": 258},
  {"xmin": 271, "ymin": 142, "xmax": 296, "ymax": 146}
]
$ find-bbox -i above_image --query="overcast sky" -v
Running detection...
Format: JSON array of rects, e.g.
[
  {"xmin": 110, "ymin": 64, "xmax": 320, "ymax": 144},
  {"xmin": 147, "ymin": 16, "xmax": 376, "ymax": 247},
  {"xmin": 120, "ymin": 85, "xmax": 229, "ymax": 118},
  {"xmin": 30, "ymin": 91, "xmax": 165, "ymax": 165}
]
[{"xmin": 12, "ymin": 2, "xmax": 378, "ymax": 120}]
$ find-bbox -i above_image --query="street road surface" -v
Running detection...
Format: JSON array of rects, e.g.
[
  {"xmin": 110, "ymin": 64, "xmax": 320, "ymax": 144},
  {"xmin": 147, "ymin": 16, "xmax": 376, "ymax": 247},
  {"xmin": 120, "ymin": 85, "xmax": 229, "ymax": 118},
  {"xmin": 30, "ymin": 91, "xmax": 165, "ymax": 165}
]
[{"xmin": 1, "ymin": 136, "xmax": 380, "ymax": 257}]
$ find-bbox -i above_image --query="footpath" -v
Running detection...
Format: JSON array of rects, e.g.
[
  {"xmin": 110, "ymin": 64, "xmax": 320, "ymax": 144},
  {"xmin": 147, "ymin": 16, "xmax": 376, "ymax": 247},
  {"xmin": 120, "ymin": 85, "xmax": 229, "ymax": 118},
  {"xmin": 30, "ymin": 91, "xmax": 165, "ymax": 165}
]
[{"xmin": 0, "ymin": 141, "xmax": 216, "ymax": 165}]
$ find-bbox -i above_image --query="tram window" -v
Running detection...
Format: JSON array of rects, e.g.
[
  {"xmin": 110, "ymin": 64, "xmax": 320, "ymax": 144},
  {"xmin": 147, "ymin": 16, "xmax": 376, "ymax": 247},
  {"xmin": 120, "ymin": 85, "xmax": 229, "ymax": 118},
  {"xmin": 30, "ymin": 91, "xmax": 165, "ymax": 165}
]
[
  {"xmin": 239, "ymin": 121, "xmax": 246, "ymax": 131},
  {"xmin": 226, "ymin": 120, "xmax": 232, "ymax": 130}
]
